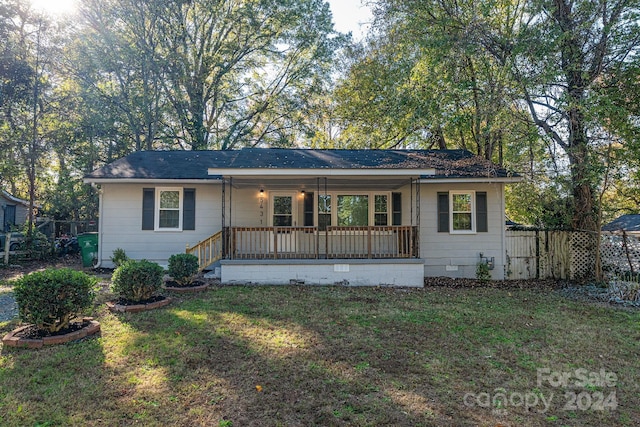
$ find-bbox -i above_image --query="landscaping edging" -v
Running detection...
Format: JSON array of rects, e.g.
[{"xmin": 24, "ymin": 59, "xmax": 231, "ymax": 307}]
[
  {"xmin": 164, "ymin": 282, "xmax": 210, "ymax": 293},
  {"xmin": 106, "ymin": 296, "xmax": 172, "ymax": 313},
  {"xmin": 2, "ymin": 318, "xmax": 101, "ymax": 349}
]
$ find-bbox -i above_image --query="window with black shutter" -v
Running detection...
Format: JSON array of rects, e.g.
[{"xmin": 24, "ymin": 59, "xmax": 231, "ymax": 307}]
[
  {"xmin": 392, "ymin": 192, "xmax": 402, "ymax": 225},
  {"xmin": 437, "ymin": 192, "xmax": 449, "ymax": 232},
  {"xmin": 303, "ymin": 192, "xmax": 314, "ymax": 226}
]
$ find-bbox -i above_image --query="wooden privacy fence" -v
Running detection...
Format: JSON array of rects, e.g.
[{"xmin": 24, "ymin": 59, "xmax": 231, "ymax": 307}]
[{"xmin": 505, "ymin": 230, "xmax": 597, "ymax": 280}]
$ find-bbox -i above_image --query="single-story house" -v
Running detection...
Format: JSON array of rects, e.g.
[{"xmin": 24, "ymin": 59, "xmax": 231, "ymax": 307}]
[
  {"xmin": 602, "ymin": 214, "xmax": 640, "ymax": 236},
  {"xmin": 0, "ymin": 190, "xmax": 32, "ymax": 232},
  {"xmin": 84, "ymin": 148, "xmax": 520, "ymax": 286}
]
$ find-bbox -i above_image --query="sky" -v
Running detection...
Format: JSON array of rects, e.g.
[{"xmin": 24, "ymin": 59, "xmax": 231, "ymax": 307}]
[
  {"xmin": 326, "ymin": 0, "xmax": 373, "ymax": 41},
  {"xmin": 31, "ymin": 0, "xmax": 77, "ymax": 16},
  {"xmin": 30, "ymin": 0, "xmax": 374, "ymax": 40}
]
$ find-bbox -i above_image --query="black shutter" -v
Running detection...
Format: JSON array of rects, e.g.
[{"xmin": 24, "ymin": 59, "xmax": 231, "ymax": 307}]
[
  {"xmin": 142, "ymin": 188, "xmax": 155, "ymax": 230},
  {"xmin": 303, "ymin": 192, "xmax": 314, "ymax": 226},
  {"xmin": 392, "ymin": 192, "xmax": 402, "ymax": 225},
  {"xmin": 183, "ymin": 188, "xmax": 196, "ymax": 230},
  {"xmin": 476, "ymin": 192, "xmax": 488, "ymax": 232},
  {"xmin": 437, "ymin": 192, "xmax": 449, "ymax": 232}
]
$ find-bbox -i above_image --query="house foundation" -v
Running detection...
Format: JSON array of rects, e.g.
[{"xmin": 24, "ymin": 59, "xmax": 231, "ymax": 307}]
[{"xmin": 220, "ymin": 258, "xmax": 425, "ymax": 287}]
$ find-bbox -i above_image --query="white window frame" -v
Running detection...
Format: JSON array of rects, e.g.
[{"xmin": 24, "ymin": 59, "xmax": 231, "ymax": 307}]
[
  {"xmin": 314, "ymin": 191, "xmax": 391, "ymax": 228},
  {"xmin": 155, "ymin": 187, "xmax": 183, "ymax": 231},
  {"xmin": 316, "ymin": 193, "xmax": 332, "ymax": 231},
  {"xmin": 450, "ymin": 190, "xmax": 475, "ymax": 234},
  {"xmin": 270, "ymin": 192, "xmax": 297, "ymax": 227}
]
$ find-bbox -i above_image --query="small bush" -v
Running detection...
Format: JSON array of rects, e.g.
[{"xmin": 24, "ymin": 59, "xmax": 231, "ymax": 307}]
[
  {"xmin": 476, "ymin": 262, "xmax": 491, "ymax": 282},
  {"xmin": 608, "ymin": 279, "xmax": 640, "ymax": 302},
  {"xmin": 168, "ymin": 253, "xmax": 199, "ymax": 286},
  {"xmin": 13, "ymin": 268, "xmax": 97, "ymax": 333},
  {"xmin": 111, "ymin": 259, "xmax": 163, "ymax": 302},
  {"xmin": 110, "ymin": 248, "xmax": 129, "ymax": 267},
  {"xmin": 16, "ymin": 229, "xmax": 53, "ymax": 261}
]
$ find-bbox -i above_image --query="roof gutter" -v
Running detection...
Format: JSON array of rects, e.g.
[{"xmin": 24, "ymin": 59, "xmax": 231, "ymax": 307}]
[
  {"xmin": 419, "ymin": 176, "xmax": 522, "ymax": 184},
  {"xmin": 207, "ymin": 168, "xmax": 436, "ymax": 177},
  {"xmin": 83, "ymin": 178, "xmax": 222, "ymax": 185}
]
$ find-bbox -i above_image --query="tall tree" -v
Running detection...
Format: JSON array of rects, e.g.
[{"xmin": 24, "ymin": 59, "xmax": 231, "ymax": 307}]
[
  {"xmin": 74, "ymin": 0, "xmax": 341, "ymax": 151},
  {"xmin": 359, "ymin": 0, "xmax": 640, "ymax": 231},
  {"xmin": 74, "ymin": 0, "xmax": 168, "ymax": 152}
]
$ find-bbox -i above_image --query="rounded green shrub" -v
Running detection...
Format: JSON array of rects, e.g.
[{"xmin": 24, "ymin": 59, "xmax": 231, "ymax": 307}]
[
  {"xmin": 111, "ymin": 259, "xmax": 163, "ymax": 302},
  {"xmin": 13, "ymin": 268, "xmax": 97, "ymax": 333},
  {"xmin": 168, "ymin": 253, "xmax": 199, "ymax": 286},
  {"xmin": 110, "ymin": 248, "xmax": 129, "ymax": 267}
]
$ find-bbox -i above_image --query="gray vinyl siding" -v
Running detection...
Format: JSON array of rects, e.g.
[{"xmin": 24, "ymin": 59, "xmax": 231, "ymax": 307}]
[
  {"xmin": 0, "ymin": 195, "xmax": 29, "ymax": 229},
  {"xmin": 420, "ymin": 183, "xmax": 505, "ymax": 280},
  {"xmin": 99, "ymin": 183, "xmax": 221, "ymax": 267}
]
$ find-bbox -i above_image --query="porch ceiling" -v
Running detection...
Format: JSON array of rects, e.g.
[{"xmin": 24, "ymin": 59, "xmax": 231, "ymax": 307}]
[{"xmin": 229, "ymin": 177, "xmax": 412, "ymax": 191}]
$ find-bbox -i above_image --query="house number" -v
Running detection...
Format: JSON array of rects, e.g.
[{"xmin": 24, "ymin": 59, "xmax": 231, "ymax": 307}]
[{"xmin": 259, "ymin": 196, "xmax": 264, "ymax": 224}]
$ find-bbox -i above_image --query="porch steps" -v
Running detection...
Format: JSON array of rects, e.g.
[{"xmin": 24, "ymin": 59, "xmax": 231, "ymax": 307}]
[{"xmin": 186, "ymin": 230, "xmax": 224, "ymax": 271}]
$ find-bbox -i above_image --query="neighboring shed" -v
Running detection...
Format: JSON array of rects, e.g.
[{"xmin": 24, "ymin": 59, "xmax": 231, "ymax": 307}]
[{"xmin": 0, "ymin": 190, "xmax": 31, "ymax": 231}]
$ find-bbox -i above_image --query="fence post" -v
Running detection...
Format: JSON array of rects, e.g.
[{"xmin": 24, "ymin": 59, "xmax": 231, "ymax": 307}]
[{"xmin": 3, "ymin": 232, "xmax": 10, "ymax": 265}]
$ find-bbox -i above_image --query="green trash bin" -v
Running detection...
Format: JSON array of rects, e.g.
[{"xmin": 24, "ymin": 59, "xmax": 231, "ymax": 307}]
[{"xmin": 77, "ymin": 233, "xmax": 98, "ymax": 267}]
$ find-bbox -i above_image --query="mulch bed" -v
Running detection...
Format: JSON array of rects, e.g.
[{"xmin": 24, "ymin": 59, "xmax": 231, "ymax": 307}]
[
  {"xmin": 13, "ymin": 320, "xmax": 91, "ymax": 339},
  {"xmin": 164, "ymin": 280, "xmax": 209, "ymax": 293},
  {"xmin": 112, "ymin": 295, "xmax": 166, "ymax": 306},
  {"xmin": 424, "ymin": 277, "xmax": 569, "ymax": 289},
  {"xmin": 106, "ymin": 295, "xmax": 171, "ymax": 313},
  {"xmin": 2, "ymin": 318, "xmax": 101, "ymax": 349}
]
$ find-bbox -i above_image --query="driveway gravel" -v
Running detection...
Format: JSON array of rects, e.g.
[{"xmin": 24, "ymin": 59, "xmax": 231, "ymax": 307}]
[{"xmin": 0, "ymin": 293, "xmax": 18, "ymax": 322}]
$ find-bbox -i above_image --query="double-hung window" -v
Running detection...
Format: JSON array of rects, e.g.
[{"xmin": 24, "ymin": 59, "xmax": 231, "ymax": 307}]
[
  {"xmin": 374, "ymin": 195, "xmax": 388, "ymax": 226},
  {"xmin": 318, "ymin": 194, "xmax": 332, "ymax": 230},
  {"xmin": 437, "ymin": 191, "xmax": 488, "ymax": 233},
  {"xmin": 142, "ymin": 187, "xmax": 195, "ymax": 231},
  {"xmin": 157, "ymin": 188, "xmax": 182, "ymax": 230},
  {"xmin": 451, "ymin": 192, "xmax": 474, "ymax": 232}
]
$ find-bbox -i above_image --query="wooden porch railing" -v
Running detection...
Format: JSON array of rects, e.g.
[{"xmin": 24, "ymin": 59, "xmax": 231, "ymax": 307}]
[
  {"xmin": 229, "ymin": 225, "xmax": 418, "ymax": 260},
  {"xmin": 186, "ymin": 230, "xmax": 224, "ymax": 270},
  {"xmin": 325, "ymin": 225, "xmax": 417, "ymax": 259},
  {"xmin": 232, "ymin": 226, "xmax": 319, "ymax": 259}
]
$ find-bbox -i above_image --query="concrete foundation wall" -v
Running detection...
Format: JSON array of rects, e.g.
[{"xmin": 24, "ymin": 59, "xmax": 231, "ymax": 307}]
[{"xmin": 220, "ymin": 259, "xmax": 425, "ymax": 287}]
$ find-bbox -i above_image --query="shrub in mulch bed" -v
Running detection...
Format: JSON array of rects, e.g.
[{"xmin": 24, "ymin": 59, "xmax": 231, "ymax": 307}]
[
  {"xmin": 108, "ymin": 260, "xmax": 170, "ymax": 312},
  {"xmin": 164, "ymin": 253, "xmax": 209, "ymax": 292},
  {"xmin": 167, "ymin": 253, "xmax": 199, "ymax": 285},
  {"xmin": 3, "ymin": 268, "xmax": 100, "ymax": 348}
]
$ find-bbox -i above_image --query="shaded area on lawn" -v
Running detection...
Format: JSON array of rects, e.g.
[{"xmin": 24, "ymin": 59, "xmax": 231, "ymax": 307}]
[{"xmin": 0, "ymin": 285, "xmax": 638, "ymax": 426}]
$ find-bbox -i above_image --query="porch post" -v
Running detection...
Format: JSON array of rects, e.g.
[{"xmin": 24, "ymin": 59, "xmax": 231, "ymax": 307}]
[
  {"xmin": 324, "ymin": 177, "xmax": 329, "ymax": 258},
  {"xmin": 316, "ymin": 177, "xmax": 320, "ymax": 258},
  {"xmin": 229, "ymin": 177, "xmax": 233, "ymax": 259},
  {"xmin": 415, "ymin": 178, "xmax": 420, "ymax": 258},
  {"xmin": 221, "ymin": 178, "xmax": 226, "ymax": 258}
]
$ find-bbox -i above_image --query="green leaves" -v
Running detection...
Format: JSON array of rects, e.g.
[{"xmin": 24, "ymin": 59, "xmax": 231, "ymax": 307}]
[
  {"xmin": 13, "ymin": 268, "xmax": 97, "ymax": 333},
  {"xmin": 111, "ymin": 259, "xmax": 164, "ymax": 303}
]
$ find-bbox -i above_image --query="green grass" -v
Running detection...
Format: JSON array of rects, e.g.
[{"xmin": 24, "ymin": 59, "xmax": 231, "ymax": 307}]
[{"xmin": 0, "ymin": 285, "xmax": 638, "ymax": 426}]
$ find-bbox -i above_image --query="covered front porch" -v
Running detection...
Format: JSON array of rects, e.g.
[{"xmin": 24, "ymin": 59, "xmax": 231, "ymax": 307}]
[{"xmin": 187, "ymin": 174, "xmax": 424, "ymax": 286}]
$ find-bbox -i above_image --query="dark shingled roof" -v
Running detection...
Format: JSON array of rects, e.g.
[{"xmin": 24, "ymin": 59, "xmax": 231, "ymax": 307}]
[
  {"xmin": 85, "ymin": 148, "xmax": 518, "ymax": 180},
  {"xmin": 602, "ymin": 214, "xmax": 640, "ymax": 232}
]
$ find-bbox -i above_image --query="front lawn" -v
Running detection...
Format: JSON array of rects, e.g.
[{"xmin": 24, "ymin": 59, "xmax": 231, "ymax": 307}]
[{"xmin": 0, "ymin": 284, "xmax": 638, "ymax": 426}]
